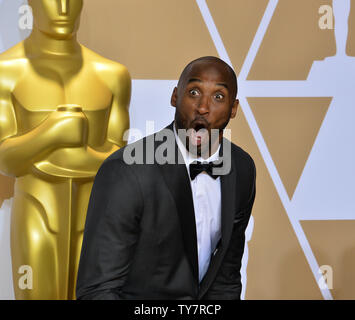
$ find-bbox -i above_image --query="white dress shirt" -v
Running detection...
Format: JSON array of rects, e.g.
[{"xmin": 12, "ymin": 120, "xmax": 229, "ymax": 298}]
[{"xmin": 173, "ymin": 124, "xmax": 222, "ymax": 283}]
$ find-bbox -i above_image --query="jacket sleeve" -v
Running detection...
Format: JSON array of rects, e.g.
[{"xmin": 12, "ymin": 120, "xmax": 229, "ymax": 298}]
[
  {"xmin": 203, "ymin": 159, "xmax": 256, "ymax": 300},
  {"xmin": 76, "ymin": 158, "xmax": 143, "ymax": 300}
]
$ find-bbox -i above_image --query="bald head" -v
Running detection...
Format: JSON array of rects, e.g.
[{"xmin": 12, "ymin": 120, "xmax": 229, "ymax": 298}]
[
  {"xmin": 171, "ymin": 56, "xmax": 239, "ymax": 157},
  {"xmin": 177, "ymin": 56, "xmax": 238, "ymax": 100}
]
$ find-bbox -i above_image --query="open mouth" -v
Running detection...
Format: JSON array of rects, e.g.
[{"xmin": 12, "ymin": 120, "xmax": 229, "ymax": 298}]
[
  {"xmin": 189, "ymin": 121, "xmax": 209, "ymax": 147},
  {"xmin": 194, "ymin": 123, "xmax": 206, "ymax": 131}
]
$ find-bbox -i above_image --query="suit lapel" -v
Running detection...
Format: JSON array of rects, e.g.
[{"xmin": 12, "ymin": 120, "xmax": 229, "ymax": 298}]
[
  {"xmin": 198, "ymin": 139, "xmax": 241, "ymax": 298},
  {"xmin": 157, "ymin": 123, "xmax": 199, "ymax": 284},
  {"xmin": 156, "ymin": 127, "xmax": 242, "ymax": 294}
]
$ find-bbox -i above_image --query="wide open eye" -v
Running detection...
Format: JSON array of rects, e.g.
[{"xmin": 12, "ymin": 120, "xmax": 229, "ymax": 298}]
[
  {"xmin": 215, "ymin": 93, "xmax": 225, "ymax": 100},
  {"xmin": 189, "ymin": 89, "xmax": 200, "ymax": 96}
]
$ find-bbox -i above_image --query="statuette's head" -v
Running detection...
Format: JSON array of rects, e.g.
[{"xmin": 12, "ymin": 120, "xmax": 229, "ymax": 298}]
[{"xmin": 28, "ymin": 0, "xmax": 83, "ymax": 39}]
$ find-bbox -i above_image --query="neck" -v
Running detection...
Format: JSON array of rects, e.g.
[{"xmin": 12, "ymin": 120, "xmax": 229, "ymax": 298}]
[{"xmin": 25, "ymin": 27, "xmax": 81, "ymax": 57}]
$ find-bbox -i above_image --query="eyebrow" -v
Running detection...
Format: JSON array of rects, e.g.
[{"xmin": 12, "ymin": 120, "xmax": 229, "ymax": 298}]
[
  {"xmin": 217, "ymin": 82, "xmax": 229, "ymax": 90},
  {"xmin": 187, "ymin": 78, "xmax": 229, "ymax": 90},
  {"xmin": 187, "ymin": 78, "xmax": 202, "ymax": 84}
]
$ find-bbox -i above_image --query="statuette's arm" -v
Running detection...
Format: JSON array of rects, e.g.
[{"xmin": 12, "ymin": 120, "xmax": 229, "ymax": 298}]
[
  {"xmin": 0, "ymin": 100, "xmax": 88, "ymax": 177},
  {"xmin": 106, "ymin": 66, "xmax": 131, "ymax": 148}
]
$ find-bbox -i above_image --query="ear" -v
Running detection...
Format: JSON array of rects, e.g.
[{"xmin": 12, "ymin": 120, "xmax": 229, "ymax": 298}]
[
  {"xmin": 171, "ymin": 87, "xmax": 178, "ymax": 108},
  {"xmin": 230, "ymin": 99, "xmax": 239, "ymax": 119}
]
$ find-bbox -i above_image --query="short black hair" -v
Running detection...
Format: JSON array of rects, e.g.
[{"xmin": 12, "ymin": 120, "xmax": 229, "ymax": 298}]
[{"xmin": 177, "ymin": 56, "xmax": 238, "ymax": 99}]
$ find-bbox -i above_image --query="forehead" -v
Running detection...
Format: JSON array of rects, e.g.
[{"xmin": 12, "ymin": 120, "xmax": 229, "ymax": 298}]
[{"xmin": 182, "ymin": 61, "xmax": 233, "ymax": 86}]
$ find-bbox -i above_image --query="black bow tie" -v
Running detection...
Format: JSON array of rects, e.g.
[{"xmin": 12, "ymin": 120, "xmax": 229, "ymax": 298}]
[{"xmin": 189, "ymin": 161, "xmax": 223, "ymax": 180}]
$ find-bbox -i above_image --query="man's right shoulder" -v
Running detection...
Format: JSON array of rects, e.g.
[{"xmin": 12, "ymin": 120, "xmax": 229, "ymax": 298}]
[
  {"xmin": 103, "ymin": 133, "xmax": 156, "ymax": 165},
  {"xmin": 102, "ymin": 123, "xmax": 175, "ymax": 172}
]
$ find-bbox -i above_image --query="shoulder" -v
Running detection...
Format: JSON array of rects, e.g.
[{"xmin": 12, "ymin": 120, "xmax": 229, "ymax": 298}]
[
  {"xmin": 94, "ymin": 143, "xmax": 141, "ymax": 184},
  {"xmin": 102, "ymin": 123, "xmax": 173, "ymax": 168},
  {"xmin": 229, "ymin": 140, "xmax": 256, "ymax": 176},
  {"xmin": 81, "ymin": 45, "xmax": 131, "ymax": 84},
  {"xmin": 94, "ymin": 133, "xmax": 159, "ymax": 189},
  {"xmin": 0, "ymin": 42, "xmax": 26, "ymax": 61},
  {"xmin": 231, "ymin": 142, "xmax": 254, "ymax": 164},
  {"xmin": 104, "ymin": 132, "xmax": 156, "ymax": 164},
  {"xmin": 0, "ymin": 42, "xmax": 27, "ymax": 84}
]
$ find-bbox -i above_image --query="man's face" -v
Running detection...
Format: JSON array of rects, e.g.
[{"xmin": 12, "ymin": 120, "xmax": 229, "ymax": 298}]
[
  {"xmin": 171, "ymin": 60, "xmax": 238, "ymax": 155},
  {"xmin": 29, "ymin": 0, "xmax": 83, "ymax": 39}
]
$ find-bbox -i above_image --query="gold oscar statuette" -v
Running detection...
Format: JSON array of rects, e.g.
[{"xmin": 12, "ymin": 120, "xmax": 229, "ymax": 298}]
[{"xmin": 0, "ymin": 0, "xmax": 131, "ymax": 299}]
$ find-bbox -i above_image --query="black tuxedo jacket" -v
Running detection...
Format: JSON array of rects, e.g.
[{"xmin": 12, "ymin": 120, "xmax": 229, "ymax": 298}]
[{"xmin": 76, "ymin": 123, "xmax": 256, "ymax": 300}]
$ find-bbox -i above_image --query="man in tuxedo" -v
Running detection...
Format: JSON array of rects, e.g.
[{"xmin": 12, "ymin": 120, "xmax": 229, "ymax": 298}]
[{"xmin": 76, "ymin": 56, "xmax": 256, "ymax": 300}]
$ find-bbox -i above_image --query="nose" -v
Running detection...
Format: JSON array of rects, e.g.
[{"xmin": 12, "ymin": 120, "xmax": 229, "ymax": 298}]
[
  {"xmin": 197, "ymin": 95, "xmax": 210, "ymax": 115},
  {"xmin": 59, "ymin": 0, "xmax": 69, "ymax": 15}
]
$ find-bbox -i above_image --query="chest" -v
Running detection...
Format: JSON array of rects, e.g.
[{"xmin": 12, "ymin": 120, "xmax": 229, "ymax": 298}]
[
  {"xmin": 11, "ymin": 60, "xmax": 113, "ymax": 134},
  {"xmin": 12, "ymin": 59, "xmax": 112, "ymax": 112}
]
